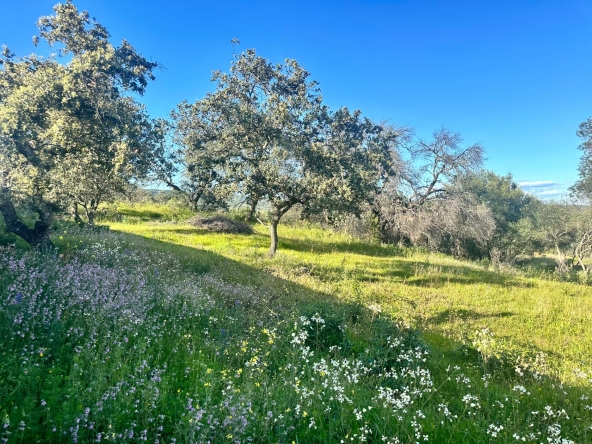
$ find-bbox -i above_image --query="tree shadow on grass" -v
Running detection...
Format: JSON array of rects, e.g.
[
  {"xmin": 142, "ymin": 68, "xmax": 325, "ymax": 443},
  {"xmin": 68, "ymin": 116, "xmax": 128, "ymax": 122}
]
[
  {"xmin": 117, "ymin": 208, "xmax": 165, "ymax": 219},
  {"xmin": 516, "ymin": 256, "xmax": 558, "ymax": 272},
  {"xmin": 401, "ymin": 275, "xmax": 535, "ymax": 289},
  {"xmin": 425, "ymin": 308, "xmax": 516, "ymax": 326},
  {"xmin": 102, "ymin": 226, "xmax": 587, "ymax": 374},
  {"xmin": 278, "ymin": 235, "xmax": 407, "ymax": 258},
  {"xmin": 298, "ymin": 254, "xmax": 535, "ymax": 290},
  {"xmin": 270, "ymin": 235, "xmax": 536, "ymax": 290}
]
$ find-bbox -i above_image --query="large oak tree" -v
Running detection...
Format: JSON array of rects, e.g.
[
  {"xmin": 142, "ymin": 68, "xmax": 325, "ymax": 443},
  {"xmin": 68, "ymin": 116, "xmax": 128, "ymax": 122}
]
[
  {"xmin": 172, "ymin": 50, "xmax": 397, "ymax": 256},
  {"xmin": 0, "ymin": 1, "xmax": 159, "ymax": 247}
]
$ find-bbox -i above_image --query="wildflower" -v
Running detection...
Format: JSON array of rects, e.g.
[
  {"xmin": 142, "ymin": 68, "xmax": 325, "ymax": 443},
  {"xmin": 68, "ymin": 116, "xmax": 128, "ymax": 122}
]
[{"xmin": 487, "ymin": 423, "xmax": 504, "ymax": 438}]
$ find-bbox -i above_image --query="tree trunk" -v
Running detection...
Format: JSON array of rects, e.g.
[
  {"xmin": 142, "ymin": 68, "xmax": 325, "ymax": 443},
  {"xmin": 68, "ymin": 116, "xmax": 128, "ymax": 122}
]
[
  {"xmin": 555, "ymin": 244, "xmax": 569, "ymax": 273},
  {"xmin": 73, "ymin": 204, "xmax": 84, "ymax": 225},
  {"xmin": 247, "ymin": 198, "xmax": 258, "ymax": 222},
  {"xmin": 0, "ymin": 197, "xmax": 54, "ymax": 250},
  {"xmin": 268, "ymin": 217, "xmax": 280, "ymax": 258},
  {"xmin": 86, "ymin": 200, "xmax": 99, "ymax": 226},
  {"xmin": 372, "ymin": 207, "xmax": 391, "ymax": 244},
  {"xmin": 189, "ymin": 194, "xmax": 201, "ymax": 212}
]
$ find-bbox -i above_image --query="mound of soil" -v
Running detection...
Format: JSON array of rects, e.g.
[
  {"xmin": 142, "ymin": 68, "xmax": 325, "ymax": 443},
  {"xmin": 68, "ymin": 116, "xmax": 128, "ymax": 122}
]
[{"xmin": 187, "ymin": 215, "xmax": 254, "ymax": 235}]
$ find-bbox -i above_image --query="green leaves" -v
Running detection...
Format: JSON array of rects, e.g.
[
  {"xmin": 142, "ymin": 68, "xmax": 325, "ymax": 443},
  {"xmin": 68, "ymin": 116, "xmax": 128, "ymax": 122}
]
[
  {"xmin": 0, "ymin": 1, "xmax": 160, "ymax": 246},
  {"xmin": 571, "ymin": 117, "xmax": 592, "ymax": 200},
  {"xmin": 172, "ymin": 50, "xmax": 397, "ymax": 255}
]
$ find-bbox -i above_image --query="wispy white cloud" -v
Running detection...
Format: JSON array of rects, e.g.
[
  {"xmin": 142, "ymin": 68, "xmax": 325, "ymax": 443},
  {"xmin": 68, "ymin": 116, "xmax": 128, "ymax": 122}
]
[
  {"xmin": 517, "ymin": 180, "xmax": 572, "ymax": 199},
  {"xmin": 535, "ymin": 189, "xmax": 564, "ymax": 197},
  {"xmin": 517, "ymin": 180, "xmax": 558, "ymax": 188}
]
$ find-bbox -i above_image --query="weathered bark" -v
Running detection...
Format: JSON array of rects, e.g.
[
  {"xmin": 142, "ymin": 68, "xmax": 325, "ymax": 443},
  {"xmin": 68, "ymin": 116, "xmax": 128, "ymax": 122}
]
[
  {"xmin": 267, "ymin": 202, "xmax": 294, "ymax": 257},
  {"xmin": 188, "ymin": 190, "xmax": 204, "ymax": 212},
  {"xmin": 87, "ymin": 211, "xmax": 95, "ymax": 226},
  {"xmin": 0, "ymin": 197, "xmax": 54, "ymax": 250}
]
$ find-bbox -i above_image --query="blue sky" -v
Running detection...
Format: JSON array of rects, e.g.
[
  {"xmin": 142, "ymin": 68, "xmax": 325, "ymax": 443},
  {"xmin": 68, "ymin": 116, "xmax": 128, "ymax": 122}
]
[{"xmin": 2, "ymin": 0, "xmax": 591, "ymax": 198}]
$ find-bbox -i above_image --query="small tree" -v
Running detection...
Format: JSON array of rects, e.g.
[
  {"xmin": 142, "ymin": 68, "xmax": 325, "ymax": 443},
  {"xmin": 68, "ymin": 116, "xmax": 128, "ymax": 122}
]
[
  {"xmin": 452, "ymin": 170, "xmax": 533, "ymax": 258},
  {"xmin": 524, "ymin": 200, "xmax": 592, "ymax": 273},
  {"xmin": 375, "ymin": 128, "xmax": 484, "ymax": 244}
]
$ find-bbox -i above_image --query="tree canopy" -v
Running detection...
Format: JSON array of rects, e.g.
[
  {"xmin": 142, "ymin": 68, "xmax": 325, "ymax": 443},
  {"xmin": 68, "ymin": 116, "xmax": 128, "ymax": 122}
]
[
  {"xmin": 0, "ymin": 0, "xmax": 159, "ymax": 247},
  {"xmin": 170, "ymin": 50, "xmax": 397, "ymax": 256},
  {"xmin": 571, "ymin": 117, "xmax": 592, "ymax": 200}
]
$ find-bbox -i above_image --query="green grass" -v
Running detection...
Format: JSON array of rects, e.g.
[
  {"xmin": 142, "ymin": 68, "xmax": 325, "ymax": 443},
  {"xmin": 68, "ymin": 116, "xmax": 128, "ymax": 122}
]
[
  {"xmin": 107, "ymin": 219, "xmax": 592, "ymax": 385},
  {"xmin": 96, "ymin": 201, "xmax": 194, "ymax": 223},
  {"xmin": 1, "ymin": 207, "xmax": 591, "ymax": 443}
]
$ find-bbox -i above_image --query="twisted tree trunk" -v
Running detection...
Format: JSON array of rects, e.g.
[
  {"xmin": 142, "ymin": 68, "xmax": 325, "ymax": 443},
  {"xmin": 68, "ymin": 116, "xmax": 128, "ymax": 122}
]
[{"xmin": 0, "ymin": 196, "xmax": 54, "ymax": 250}]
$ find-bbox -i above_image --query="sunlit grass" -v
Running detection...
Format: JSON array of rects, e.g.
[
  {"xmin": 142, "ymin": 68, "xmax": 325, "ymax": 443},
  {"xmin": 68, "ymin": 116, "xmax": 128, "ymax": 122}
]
[{"xmin": 107, "ymin": 219, "xmax": 592, "ymax": 385}]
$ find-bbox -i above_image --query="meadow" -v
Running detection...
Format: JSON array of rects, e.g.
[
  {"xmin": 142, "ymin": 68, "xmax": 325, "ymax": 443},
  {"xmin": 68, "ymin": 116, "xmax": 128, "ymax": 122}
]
[{"xmin": 1, "ymin": 206, "xmax": 591, "ymax": 443}]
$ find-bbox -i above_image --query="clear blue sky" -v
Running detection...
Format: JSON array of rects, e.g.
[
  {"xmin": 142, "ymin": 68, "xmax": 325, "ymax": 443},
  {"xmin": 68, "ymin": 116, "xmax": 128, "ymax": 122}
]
[{"xmin": 2, "ymin": 0, "xmax": 591, "ymax": 198}]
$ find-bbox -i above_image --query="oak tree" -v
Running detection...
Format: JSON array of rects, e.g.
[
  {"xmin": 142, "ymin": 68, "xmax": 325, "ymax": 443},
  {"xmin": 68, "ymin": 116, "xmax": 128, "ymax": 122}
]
[
  {"xmin": 0, "ymin": 1, "xmax": 159, "ymax": 247},
  {"xmin": 174, "ymin": 50, "xmax": 397, "ymax": 256}
]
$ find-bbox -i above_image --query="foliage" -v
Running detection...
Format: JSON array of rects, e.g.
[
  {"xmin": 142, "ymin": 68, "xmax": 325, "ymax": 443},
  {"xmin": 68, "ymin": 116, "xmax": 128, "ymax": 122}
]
[
  {"xmin": 0, "ymin": 0, "xmax": 159, "ymax": 248},
  {"xmin": 516, "ymin": 200, "xmax": 592, "ymax": 273},
  {"xmin": 452, "ymin": 170, "xmax": 534, "ymax": 259},
  {"xmin": 171, "ymin": 50, "xmax": 396, "ymax": 256},
  {"xmin": 571, "ymin": 117, "xmax": 592, "ymax": 199},
  {"xmin": 454, "ymin": 171, "xmax": 531, "ymax": 235}
]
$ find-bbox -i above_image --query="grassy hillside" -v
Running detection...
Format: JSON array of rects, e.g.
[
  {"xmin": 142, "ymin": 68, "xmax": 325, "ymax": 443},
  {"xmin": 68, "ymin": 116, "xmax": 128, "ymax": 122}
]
[
  {"xmin": 1, "ymin": 210, "xmax": 591, "ymax": 442},
  {"xmin": 109, "ymin": 219, "xmax": 592, "ymax": 384}
]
